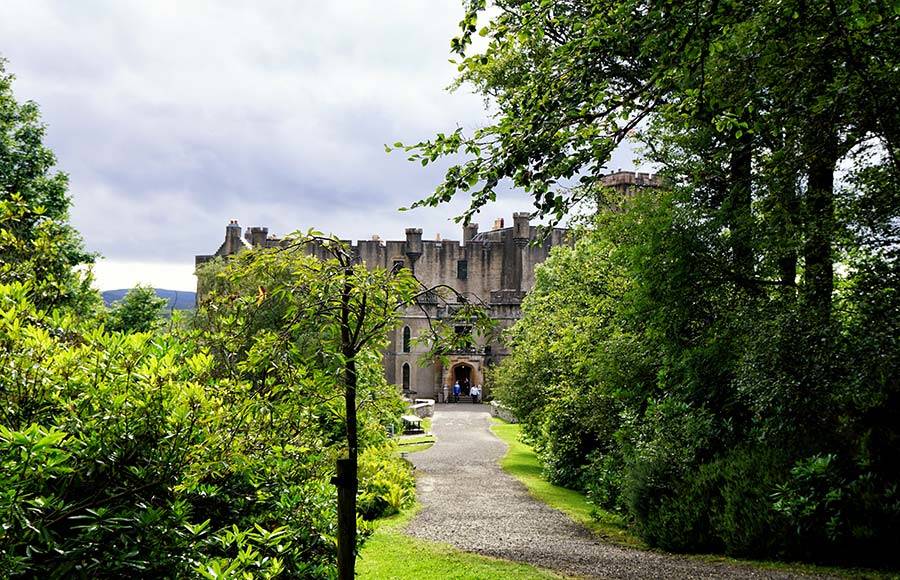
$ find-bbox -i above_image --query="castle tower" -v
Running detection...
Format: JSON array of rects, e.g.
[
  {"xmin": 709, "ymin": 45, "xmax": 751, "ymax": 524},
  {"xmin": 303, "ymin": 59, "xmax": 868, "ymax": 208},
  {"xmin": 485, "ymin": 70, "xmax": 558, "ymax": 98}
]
[
  {"xmin": 600, "ymin": 170, "xmax": 664, "ymax": 194},
  {"xmin": 246, "ymin": 226, "xmax": 269, "ymax": 247},
  {"xmin": 512, "ymin": 212, "xmax": 531, "ymax": 244}
]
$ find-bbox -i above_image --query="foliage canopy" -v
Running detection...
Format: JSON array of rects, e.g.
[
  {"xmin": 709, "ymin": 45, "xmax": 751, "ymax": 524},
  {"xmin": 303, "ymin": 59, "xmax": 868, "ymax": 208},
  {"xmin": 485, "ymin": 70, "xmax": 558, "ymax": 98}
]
[
  {"xmin": 0, "ymin": 59, "xmax": 97, "ymax": 314},
  {"xmin": 105, "ymin": 284, "xmax": 168, "ymax": 333},
  {"xmin": 412, "ymin": 0, "xmax": 899, "ymax": 566}
]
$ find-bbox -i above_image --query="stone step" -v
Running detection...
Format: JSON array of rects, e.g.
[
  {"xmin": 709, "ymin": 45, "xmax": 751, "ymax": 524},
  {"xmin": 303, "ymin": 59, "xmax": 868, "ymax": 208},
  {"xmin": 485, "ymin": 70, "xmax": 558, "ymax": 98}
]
[{"xmin": 446, "ymin": 396, "xmax": 481, "ymax": 403}]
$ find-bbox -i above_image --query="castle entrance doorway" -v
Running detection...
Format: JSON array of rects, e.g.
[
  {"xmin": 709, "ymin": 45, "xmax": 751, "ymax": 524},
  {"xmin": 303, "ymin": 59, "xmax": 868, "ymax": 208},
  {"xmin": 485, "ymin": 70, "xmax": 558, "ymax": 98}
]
[
  {"xmin": 453, "ymin": 364, "xmax": 472, "ymax": 395},
  {"xmin": 446, "ymin": 361, "xmax": 479, "ymax": 398}
]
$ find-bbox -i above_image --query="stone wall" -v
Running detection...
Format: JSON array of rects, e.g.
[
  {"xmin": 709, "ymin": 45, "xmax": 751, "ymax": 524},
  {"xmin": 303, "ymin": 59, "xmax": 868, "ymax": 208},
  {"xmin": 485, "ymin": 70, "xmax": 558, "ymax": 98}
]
[
  {"xmin": 490, "ymin": 401, "xmax": 518, "ymax": 423},
  {"xmin": 409, "ymin": 399, "xmax": 435, "ymax": 418}
]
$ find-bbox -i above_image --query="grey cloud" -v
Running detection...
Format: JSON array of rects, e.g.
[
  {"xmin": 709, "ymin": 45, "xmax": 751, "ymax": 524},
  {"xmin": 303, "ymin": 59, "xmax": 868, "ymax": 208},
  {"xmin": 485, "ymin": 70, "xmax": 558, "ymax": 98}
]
[{"xmin": 1, "ymin": 0, "xmax": 639, "ymax": 265}]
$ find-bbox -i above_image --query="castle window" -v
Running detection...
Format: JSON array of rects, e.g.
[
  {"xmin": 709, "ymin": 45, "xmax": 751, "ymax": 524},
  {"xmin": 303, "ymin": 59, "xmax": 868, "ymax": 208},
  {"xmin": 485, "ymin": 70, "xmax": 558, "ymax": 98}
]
[
  {"xmin": 402, "ymin": 363, "xmax": 411, "ymax": 392},
  {"xmin": 457, "ymin": 259, "xmax": 468, "ymax": 280},
  {"xmin": 402, "ymin": 326, "xmax": 411, "ymax": 353}
]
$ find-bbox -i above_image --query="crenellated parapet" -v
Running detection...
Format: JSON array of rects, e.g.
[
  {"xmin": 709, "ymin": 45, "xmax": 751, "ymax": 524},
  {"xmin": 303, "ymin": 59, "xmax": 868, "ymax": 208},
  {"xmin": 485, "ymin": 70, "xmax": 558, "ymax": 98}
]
[{"xmin": 600, "ymin": 170, "xmax": 664, "ymax": 191}]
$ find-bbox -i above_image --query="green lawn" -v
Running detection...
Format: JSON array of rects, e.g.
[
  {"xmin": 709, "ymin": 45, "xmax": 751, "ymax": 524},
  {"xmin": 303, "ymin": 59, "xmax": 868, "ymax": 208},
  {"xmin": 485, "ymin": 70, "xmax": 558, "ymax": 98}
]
[
  {"xmin": 396, "ymin": 434, "xmax": 435, "ymax": 454},
  {"xmin": 396, "ymin": 418, "xmax": 435, "ymax": 454},
  {"xmin": 358, "ymin": 510, "xmax": 565, "ymax": 579},
  {"xmin": 490, "ymin": 419, "xmax": 643, "ymax": 549}
]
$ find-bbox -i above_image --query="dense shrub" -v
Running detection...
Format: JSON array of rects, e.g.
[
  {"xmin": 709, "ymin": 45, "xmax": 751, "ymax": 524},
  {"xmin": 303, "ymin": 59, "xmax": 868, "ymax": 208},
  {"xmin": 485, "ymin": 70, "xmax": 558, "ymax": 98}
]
[
  {"xmin": 772, "ymin": 453, "xmax": 900, "ymax": 564},
  {"xmin": 627, "ymin": 445, "xmax": 791, "ymax": 557},
  {"xmin": 493, "ymin": 187, "xmax": 900, "ymax": 566},
  {"xmin": 582, "ymin": 450, "xmax": 626, "ymax": 514},
  {"xmin": 0, "ymin": 282, "xmax": 345, "ymax": 577},
  {"xmin": 358, "ymin": 445, "xmax": 416, "ymax": 520},
  {"xmin": 0, "ymin": 262, "xmax": 413, "ymax": 577},
  {"xmin": 627, "ymin": 446, "xmax": 900, "ymax": 563}
]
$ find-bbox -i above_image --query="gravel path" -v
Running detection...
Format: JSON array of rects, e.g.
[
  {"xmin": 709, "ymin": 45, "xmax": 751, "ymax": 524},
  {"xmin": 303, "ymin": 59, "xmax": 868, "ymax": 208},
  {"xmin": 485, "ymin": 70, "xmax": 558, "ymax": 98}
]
[{"xmin": 404, "ymin": 404, "xmax": 829, "ymax": 580}]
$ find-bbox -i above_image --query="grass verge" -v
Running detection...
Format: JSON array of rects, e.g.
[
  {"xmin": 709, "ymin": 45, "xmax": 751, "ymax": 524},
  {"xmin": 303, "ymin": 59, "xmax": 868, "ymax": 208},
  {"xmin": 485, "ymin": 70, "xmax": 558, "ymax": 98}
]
[
  {"xmin": 396, "ymin": 418, "xmax": 436, "ymax": 454},
  {"xmin": 396, "ymin": 435, "xmax": 435, "ymax": 454},
  {"xmin": 490, "ymin": 419, "xmax": 643, "ymax": 549},
  {"xmin": 358, "ymin": 508, "xmax": 565, "ymax": 579}
]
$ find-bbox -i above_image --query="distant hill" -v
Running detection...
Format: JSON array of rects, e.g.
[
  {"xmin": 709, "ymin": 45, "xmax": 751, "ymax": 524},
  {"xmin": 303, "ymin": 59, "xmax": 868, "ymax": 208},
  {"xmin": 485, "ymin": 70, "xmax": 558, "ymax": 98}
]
[{"xmin": 102, "ymin": 288, "xmax": 196, "ymax": 311}]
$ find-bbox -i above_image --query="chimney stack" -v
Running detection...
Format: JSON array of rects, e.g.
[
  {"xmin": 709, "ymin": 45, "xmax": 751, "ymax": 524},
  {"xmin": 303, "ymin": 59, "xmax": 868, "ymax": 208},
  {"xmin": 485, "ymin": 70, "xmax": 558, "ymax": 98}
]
[
  {"xmin": 247, "ymin": 226, "xmax": 268, "ymax": 247},
  {"xmin": 463, "ymin": 222, "xmax": 479, "ymax": 244},
  {"xmin": 224, "ymin": 219, "xmax": 242, "ymax": 255}
]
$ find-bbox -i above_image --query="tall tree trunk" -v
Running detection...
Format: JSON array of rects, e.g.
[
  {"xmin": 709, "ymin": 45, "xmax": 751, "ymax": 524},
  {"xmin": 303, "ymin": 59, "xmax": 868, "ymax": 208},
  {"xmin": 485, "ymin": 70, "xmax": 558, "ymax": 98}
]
[
  {"xmin": 728, "ymin": 129, "xmax": 754, "ymax": 286},
  {"xmin": 800, "ymin": 15, "xmax": 842, "ymax": 323},
  {"xmin": 777, "ymin": 180, "xmax": 799, "ymax": 287},
  {"xmin": 803, "ymin": 131, "xmax": 837, "ymax": 322},
  {"xmin": 764, "ymin": 129, "xmax": 801, "ymax": 289},
  {"xmin": 336, "ymin": 269, "xmax": 358, "ymax": 580}
]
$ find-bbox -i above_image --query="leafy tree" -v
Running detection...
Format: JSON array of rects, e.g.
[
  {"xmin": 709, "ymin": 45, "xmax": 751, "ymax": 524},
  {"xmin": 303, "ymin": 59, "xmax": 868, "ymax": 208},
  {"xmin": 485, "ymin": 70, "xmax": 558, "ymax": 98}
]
[
  {"xmin": 493, "ymin": 202, "xmax": 637, "ymax": 490},
  {"xmin": 197, "ymin": 238, "xmax": 415, "ymax": 579},
  {"xmin": 400, "ymin": 0, "xmax": 898, "ymax": 564},
  {"xmin": 0, "ymin": 238, "xmax": 423, "ymax": 577},
  {"xmin": 105, "ymin": 284, "xmax": 168, "ymax": 333},
  {"xmin": 0, "ymin": 58, "xmax": 97, "ymax": 314},
  {"xmin": 196, "ymin": 235, "xmax": 494, "ymax": 578},
  {"xmin": 493, "ymin": 185, "xmax": 899, "ymax": 563},
  {"xmin": 398, "ymin": 0, "xmax": 896, "ymax": 320}
]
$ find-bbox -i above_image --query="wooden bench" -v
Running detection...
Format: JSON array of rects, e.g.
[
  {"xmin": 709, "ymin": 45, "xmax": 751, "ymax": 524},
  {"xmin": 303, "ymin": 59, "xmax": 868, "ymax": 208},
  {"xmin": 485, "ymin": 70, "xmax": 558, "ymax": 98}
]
[{"xmin": 401, "ymin": 414, "xmax": 424, "ymax": 435}]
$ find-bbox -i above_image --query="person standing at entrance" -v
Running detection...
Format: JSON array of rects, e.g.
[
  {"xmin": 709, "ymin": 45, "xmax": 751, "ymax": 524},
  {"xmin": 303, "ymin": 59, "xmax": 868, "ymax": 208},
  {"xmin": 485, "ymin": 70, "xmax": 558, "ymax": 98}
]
[
  {"xmin": 452, "ymin": 381, "xmax": 461, "ymax": 403},
  {"xmin": 470, "ymin": 384, "xmax": 481, "ymax": 404}
]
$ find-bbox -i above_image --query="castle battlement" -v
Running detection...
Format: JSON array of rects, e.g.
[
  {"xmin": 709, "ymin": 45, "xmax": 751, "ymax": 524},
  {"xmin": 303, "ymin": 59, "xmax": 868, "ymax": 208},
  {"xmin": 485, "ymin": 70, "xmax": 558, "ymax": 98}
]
[
  {"xmin": 600, "ymin": 170, "xmax": 664, "ymax": 189},
  {"xmin": 196, "ymin": 213, "xmax": 570, "ymax": 291}
]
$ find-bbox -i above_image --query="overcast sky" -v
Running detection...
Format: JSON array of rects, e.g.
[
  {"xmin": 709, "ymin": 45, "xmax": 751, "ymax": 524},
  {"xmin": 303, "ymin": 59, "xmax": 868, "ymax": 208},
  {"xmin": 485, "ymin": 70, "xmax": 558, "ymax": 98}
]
[{"xmin": 1, "ymin": 1, "xmax": 639, "ymax": 291}]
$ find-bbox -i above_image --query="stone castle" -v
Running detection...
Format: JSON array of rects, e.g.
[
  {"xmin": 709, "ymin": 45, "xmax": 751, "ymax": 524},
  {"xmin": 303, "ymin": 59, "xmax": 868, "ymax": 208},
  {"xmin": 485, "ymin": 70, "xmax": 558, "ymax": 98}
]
[{"xmin": 196, "ymin": 171, "xmax": 661, "ymax": 400}]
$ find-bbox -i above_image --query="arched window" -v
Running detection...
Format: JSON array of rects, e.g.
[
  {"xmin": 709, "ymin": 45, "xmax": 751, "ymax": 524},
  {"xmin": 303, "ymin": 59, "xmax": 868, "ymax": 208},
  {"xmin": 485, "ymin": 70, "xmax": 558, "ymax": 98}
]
[
  {"xmin": 402, "ymin": 363, "xmax": 411, "ymax": 392},
  {"xmin": 402, "ymin": 326, "xmax": 411, "ymax": 353}
]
